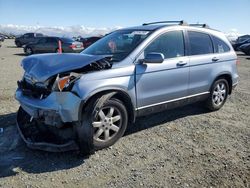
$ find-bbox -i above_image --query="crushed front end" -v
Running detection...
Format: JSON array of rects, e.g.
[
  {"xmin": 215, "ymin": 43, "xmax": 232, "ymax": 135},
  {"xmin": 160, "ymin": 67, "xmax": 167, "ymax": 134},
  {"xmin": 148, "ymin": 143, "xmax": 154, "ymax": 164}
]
[
  {"xmin": 15, "ymin": 77, "xmax": 82, "ymax": 152},
  {"xmin": 15, "ymin": 53, "xmax": 113, "ymax": 152}
]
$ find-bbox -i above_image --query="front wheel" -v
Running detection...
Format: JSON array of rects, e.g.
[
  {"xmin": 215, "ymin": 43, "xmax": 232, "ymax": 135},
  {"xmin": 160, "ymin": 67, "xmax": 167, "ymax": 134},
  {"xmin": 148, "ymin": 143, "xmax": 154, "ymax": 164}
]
[
  {"xmin": 92, "ymin": 99, "xmax": 128, "ymax": 150},
  {"xmin": 76, "ymin": 96, "xmax": 128, "ymax": 154},
  {"xmin": 205, "ymin": 78, "xmax": 229, "ymax": 111}
]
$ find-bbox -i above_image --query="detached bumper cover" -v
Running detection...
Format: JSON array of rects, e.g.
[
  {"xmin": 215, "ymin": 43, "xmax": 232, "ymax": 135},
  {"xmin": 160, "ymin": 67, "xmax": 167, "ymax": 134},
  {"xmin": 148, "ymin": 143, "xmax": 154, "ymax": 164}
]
[{"xmin": 15, "ymin": 89, "xmax": 82, "ymax": 123}]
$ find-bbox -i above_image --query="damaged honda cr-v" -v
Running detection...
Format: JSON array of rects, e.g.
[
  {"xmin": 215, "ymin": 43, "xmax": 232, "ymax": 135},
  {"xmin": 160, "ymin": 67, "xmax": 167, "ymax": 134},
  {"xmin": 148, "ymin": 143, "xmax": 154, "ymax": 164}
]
[{"xmin": 16, "ymin": 21, "xmax": 238, "ymax": 154}]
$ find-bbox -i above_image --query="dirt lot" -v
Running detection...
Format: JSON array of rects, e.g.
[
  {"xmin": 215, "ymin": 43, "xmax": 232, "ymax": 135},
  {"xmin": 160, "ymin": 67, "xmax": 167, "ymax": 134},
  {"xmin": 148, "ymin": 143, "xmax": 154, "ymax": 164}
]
[{"xmin": 0, "ymin": 39, "xmax": 249, "ymax": 188}]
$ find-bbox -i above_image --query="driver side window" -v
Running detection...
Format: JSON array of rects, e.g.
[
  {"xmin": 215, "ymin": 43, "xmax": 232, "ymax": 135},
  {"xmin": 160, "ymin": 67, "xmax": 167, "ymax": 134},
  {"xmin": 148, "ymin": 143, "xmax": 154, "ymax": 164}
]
[{"xmin": 144, "ymin": 31, "xmax": 184, "ymax": 59}]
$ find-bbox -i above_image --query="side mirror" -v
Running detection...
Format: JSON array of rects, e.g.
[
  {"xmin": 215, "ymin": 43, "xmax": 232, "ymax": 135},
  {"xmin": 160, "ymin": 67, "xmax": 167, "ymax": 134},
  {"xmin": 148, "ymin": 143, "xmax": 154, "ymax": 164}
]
[{"xmin": 143, "ymin": 52, "xmax": 164, "ymax": 63}]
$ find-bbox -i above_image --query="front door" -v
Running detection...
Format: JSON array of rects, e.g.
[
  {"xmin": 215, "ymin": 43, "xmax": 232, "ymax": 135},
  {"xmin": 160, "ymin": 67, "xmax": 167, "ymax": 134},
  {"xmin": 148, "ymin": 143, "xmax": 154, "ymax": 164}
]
[{"xmin": 135, "ymin": 30, "xmax": 189, "ymax": 110}]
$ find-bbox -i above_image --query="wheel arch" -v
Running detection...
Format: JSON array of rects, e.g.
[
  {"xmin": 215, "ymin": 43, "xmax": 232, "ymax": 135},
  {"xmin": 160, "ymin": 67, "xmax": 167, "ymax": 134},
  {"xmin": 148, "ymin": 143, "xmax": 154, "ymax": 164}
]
[
  {"xmin": 211, "ymin": 73, "xmax": 232, "ymax": 94},
  {"xmin": 78, "ymin": 89, "xmax": 136, "ymax": 125}
]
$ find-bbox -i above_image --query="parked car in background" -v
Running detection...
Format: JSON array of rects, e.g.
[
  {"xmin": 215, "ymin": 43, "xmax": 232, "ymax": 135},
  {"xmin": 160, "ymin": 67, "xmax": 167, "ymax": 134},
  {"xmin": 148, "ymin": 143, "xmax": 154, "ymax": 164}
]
[
  {"xmin": 233, "ymin": 38, "xmax": 250, "ymax": 51},
  {"xmin": 0, "ymin": 35, "xmax": 4, "ymax": 42},
  {"xmin": 15, "ymin": 33, "xmax": 44, "ymax": 47},
  {"xmin": 239, "ymin": 43, "xmax": 250, "ymax": 55},
  {"xmin": 1, "ymin": 33, "xmax": 16, "ymax": 39},
  {"xmin": 78, "ymin": 36, "xmax": 101, "ymax": 48},
  {"xmin": 24, "ymin": 36, "xmax": 84, "ymax": 55},
  {"xmin": 16, "ymin": 21, "xmax": 238, "ymax": 154},
  {"xmin": 236, "ymin": 35, "xmax": 250, "ymax": 43}
]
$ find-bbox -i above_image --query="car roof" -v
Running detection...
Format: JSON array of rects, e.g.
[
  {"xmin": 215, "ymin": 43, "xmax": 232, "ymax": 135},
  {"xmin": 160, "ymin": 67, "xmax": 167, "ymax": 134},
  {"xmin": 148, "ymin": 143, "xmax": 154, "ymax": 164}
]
[
  {"xmin": 118, "ymin": 21, "xmax": 220, "ymax": 34},
  {"xmin": 118, "ymin": 23, "xmax": 224, "ymax": 39}
]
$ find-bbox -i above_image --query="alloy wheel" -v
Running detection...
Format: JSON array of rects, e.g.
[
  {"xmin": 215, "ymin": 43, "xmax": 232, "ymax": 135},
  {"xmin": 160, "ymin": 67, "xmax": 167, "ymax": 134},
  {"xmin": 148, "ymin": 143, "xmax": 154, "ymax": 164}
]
[
  {"xmin": 26, "ymin": 47, "xmax": 32, "ymax": 55},
  {"xmin": 92, "ymin": 106, "xmax": 122, "ymax": 142},
  {"xmin": 212, "ymin": 82, "xmax": 226, "ymax": 106}
]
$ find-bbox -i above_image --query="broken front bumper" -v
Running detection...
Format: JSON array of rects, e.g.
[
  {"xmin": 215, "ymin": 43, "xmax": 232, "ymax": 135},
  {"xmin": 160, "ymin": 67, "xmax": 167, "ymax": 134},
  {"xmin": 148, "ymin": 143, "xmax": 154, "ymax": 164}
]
[
  {"xmin": 15, "ymin": 89, "xmax": 82, "ymax": 124},
  {"xmin": 16, "ymin": 107, "xmax": 79, "ymax": 152},
  {"xmin": 15, "ymin": 89, "xmax": 83, "ymax": 152}
]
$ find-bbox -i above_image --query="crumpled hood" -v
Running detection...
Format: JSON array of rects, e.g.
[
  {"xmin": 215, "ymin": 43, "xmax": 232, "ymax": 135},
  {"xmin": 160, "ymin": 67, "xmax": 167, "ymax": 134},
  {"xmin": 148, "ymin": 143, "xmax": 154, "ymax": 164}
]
[{"xmin": 21, "ymin": 53, "xmax": 109, "ymax": 82}]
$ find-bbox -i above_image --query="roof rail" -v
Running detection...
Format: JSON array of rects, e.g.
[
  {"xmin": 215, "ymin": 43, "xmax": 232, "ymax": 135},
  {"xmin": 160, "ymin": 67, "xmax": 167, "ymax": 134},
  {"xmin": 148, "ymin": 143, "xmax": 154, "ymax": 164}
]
[
  {"xmin": 142, "ymin": 20, "xmax": 188, "ymax": 26},
  {"xmin": 189, "ymin": 24, "xmax": 210, "ymax": 28}
]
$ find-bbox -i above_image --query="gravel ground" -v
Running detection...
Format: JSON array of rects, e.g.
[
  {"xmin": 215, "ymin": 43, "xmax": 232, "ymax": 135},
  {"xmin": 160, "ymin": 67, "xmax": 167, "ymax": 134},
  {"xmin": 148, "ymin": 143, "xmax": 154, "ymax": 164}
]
[{"xmin": 0, "ymin": 39, "xmax": 249, "ymax": 188}]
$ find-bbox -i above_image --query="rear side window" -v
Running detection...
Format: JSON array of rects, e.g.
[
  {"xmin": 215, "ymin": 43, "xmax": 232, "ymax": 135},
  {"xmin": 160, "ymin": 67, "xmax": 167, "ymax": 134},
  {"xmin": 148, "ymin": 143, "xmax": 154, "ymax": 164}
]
[
  {"xmin": 188, "ymin": 31, "xmax": 213, "ymax": 55},
  {"xmin": 61, "ymin": 38, "xmax": 74, "ymax": 43},
  {"xmin": 144, "ymin": 31, "xmax": 184, "ymax": 59},
  {"xmin": 212, "ymin": 36, "xmax": 230, "ymax": 53},
  {"xmin": 35, "ymin": 33, "xmax": 43, "ymax": 37}
]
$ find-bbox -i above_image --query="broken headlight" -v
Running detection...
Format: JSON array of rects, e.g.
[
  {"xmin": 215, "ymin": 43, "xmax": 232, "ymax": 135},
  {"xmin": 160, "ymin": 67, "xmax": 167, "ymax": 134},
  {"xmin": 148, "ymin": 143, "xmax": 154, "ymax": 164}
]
[{"xmin": 52, "ymin": 73, "xmax": 81, "ymax": 92}]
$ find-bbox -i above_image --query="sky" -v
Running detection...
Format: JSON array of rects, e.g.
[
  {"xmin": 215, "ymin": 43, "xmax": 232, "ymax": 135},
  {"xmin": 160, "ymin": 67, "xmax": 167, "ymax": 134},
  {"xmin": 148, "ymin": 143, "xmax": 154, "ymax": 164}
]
[{"xmin": 0, "ymin": 0, "xmax": 250, "ymax": 34}]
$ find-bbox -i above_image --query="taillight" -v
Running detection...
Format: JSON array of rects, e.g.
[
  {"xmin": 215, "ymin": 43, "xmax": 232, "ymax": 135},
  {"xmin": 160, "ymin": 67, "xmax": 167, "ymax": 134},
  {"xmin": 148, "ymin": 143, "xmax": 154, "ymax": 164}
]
[{"xmin": 69, "ymin": 44, "xmax": 76, "ymax": 48}]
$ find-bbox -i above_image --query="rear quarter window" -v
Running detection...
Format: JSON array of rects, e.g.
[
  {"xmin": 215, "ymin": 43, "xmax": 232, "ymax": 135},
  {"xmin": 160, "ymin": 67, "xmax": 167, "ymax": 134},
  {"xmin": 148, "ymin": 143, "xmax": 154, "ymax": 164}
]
[
  {"xmin": 35, "ymin": 33, "xmax": 43, "ymax": 37},
  {"xmin": 60, "ymin": 38, "xmax": 74, "ymax": 43},
  {"xmin": 188, "ymin": 31, "xmax": 213, "ymax": 55},
  {"xmin": 212, "ymin": 36, "xmax": 230, "ymax": 53}
]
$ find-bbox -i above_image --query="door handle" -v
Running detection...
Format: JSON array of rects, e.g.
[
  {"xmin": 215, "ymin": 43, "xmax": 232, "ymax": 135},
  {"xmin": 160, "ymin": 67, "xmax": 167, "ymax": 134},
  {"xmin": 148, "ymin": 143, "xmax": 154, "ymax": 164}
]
[
  {"xmin": 177, "ymin": 61, "xmax": 187, "ymax": 66},
  {"xmin": 212, "ymin": 57, "xmax": 219, "ymax": 62}
]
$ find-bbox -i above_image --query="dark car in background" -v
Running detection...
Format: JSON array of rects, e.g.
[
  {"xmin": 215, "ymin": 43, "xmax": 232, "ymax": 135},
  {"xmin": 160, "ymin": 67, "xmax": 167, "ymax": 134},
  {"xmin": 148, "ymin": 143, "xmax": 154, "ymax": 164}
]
[
  {"xmin": 78, "ymin": 36, "xmax": 101, "ymax": 48},
  {"xmin": 236, "ymin": 35, "xmax": 250, "ymax": 43},
  {"xmin": 24, "ymin": 36, "xmax": 84, "ymax": 55},
  {"xmin": 0, "ymin": 35, "xmax": 4, "ymax": 42},
  {"xmin": 15, "ymin": 33, "xmax": 44, "ymax": 47},
  {"xmin": 233, "ymin": 38, "xmax": 250, "ymax": 51},
  {"xmin": 239, "ymin": 43, "xmax": 250, "ymax": 55}
]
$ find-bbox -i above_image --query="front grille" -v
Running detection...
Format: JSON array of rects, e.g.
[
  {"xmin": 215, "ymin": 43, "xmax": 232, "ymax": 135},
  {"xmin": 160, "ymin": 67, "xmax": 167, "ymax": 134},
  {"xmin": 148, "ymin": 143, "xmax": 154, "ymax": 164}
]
[{"xmin": 17, "ymin": 80, "xmax": 51, "ymax": 99}]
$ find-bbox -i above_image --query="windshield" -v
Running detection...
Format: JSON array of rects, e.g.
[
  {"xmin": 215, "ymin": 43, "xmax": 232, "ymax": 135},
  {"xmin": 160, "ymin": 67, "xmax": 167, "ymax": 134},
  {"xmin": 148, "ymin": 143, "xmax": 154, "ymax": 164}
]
[{"xmin": 81, "ymin": 30, "xmax": 151, "ymax": 62}]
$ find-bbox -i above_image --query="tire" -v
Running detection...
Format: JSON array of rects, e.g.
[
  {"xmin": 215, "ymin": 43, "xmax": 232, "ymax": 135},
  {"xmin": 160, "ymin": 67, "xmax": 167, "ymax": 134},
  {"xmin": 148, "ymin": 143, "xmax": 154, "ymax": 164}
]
[
  {"xmin": 25, "ymin": 47, "xmax": 33, "ymax": 55},
  {"xmin": 205, "ymin": 78, "xmax": 229, "ymax": 111},
  {"xmin": 76, "ymin": 96, "xmax": 128, "ymax": 154}
]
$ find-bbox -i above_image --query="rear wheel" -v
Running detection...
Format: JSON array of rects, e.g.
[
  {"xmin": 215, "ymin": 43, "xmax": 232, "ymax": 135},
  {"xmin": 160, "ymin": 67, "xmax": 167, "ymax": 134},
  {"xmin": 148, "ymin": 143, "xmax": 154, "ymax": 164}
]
[
  {"xmin": 76, "ymin": 96, "xmax": 128, "ymax": 154},
  {"xmin": 205, "ymin": 78, "xmax": 229, "ymax": 111}
]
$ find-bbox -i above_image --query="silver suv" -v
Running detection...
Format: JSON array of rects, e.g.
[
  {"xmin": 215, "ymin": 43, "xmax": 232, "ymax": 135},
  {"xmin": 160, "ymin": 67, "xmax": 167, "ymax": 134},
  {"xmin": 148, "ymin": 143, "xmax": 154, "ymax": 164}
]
[{"xmin": 16, "ymin": 21, "xmax": 239, "ymax": 154}]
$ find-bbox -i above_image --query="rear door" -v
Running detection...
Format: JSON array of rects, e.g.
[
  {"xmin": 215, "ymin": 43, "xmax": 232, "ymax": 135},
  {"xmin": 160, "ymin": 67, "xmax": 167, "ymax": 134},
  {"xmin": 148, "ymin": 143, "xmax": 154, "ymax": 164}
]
[
  {"xmin": 187, "ymin": 31, "xmax": 215, "ymax": 95},
  {"xmin": 34, "ymin": 38, "xmax": 47, "ymax": 53},
  {"xmin": 135, "ymin": 30, "xmax": 189, "ymax": 110}
]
